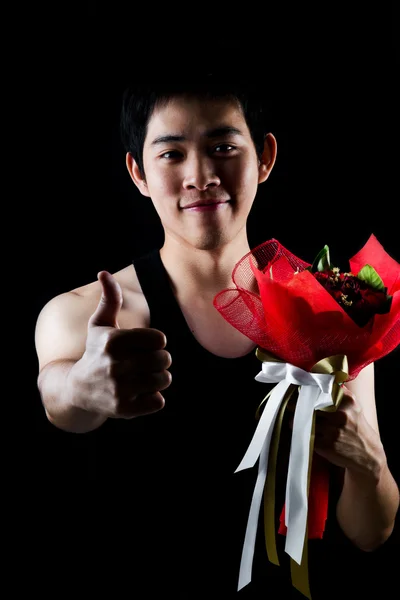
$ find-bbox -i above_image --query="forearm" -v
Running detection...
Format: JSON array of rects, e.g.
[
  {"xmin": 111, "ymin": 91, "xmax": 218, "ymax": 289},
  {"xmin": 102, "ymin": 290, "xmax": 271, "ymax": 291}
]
[
  {"xmin": 38, "ymin": 360, "xmax": 108, "ymax": 434},
  {"xmin": 336, "ymin": 450, "xmax": 399, "ymax": 551}
]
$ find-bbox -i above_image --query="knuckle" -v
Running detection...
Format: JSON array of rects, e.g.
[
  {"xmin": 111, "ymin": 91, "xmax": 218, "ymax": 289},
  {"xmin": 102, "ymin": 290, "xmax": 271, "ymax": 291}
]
[
  {"xmin": 150, "ymin": 350, "xmax": 171, "ymax": 370},
  {"xmin": 340, "ymin": 406, "xmax": 358, "ymax": 429},
  {"xmin": 149, "ymin": 370, "xmax": 172, "ymax": 391},
  {"xmin": 162, "ymin": 350, "xmax": 172, "ymax": 368},
  {"xmin": 333, "ymin": 437, "xmax": 342, "ymax": 451},
  {"xmin": 104, "ymin": 330, "xmax": 118, "ymax": 352},
  {"xmin": 162, "ymin": 370, "xmax": 172, "ymax": 387},
  {"xmin": 340, "ymin": 411, "xmax": 350, "ymax": 427},
  {"xmin": 108, "ymin": 360, "xmax": 120, "ymax": 380},
  {"xmin": 342, "ymin": 385, "xmax": 356, "ymax": 402}
]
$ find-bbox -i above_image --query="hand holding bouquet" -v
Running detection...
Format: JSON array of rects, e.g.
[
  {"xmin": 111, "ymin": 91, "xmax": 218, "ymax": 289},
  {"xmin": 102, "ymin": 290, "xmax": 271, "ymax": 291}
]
[{"xmin": 213, "ymin": 234, "xmax": 399, "ymax": 598}]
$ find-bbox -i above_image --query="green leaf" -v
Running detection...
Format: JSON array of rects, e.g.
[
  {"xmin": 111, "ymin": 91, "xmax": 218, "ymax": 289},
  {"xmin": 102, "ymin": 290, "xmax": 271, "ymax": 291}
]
[
  {"xmin": 357, "ymin": 264, "xmax": 385, "ymax": 291},
  {"xmin": 311, "ymin": 245, "xmax": 331, "ymax": 272}
]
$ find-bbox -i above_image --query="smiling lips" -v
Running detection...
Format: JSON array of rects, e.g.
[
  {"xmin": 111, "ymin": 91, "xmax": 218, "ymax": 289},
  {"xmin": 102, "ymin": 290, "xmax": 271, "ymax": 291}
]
[{"xmin": 182, "ymin": 198, "xmax": 230, "ymax": 210}]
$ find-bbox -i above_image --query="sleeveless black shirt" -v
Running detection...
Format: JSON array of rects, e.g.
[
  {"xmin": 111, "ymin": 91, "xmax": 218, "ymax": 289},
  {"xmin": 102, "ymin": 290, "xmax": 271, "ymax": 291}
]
[{"xmin": 88, "ymin": 249, "xmax": 381, "ymax": 599}]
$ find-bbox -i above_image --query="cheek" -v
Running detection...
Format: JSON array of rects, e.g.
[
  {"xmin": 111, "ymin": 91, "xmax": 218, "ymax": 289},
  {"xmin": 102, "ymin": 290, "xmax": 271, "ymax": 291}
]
[
  {"xmin": 146, "ymin": 168, "xmax": 177, "ymax": 194},
  {"xmin": 227, "ymin": 159, "xmax": 258, "ymax": 198},
  {"xmin": 143, "ymin": 169, "xmax": 181, "ymax": 220}
]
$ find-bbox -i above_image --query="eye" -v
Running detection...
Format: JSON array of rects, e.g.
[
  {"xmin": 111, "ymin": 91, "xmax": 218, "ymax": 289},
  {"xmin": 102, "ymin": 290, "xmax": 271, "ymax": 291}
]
[
  {"xmin": 213, "ymin": 144, "xmax": 236, "ymax": 153},
  {"xmin": 159, "ymin": 150, "xmax": 182, "ymax": 160}
]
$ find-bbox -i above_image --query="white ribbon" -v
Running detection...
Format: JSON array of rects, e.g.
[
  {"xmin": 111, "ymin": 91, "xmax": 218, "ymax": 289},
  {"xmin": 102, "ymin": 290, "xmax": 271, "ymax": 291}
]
[{"xmin": 236, "ymin": 361, "xmax": 335, "ymax": 592}]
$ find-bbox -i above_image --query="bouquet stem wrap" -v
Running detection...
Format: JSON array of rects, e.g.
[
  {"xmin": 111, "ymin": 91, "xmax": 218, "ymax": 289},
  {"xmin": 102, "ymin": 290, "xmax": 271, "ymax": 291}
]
[
  {"xmin": 213, "ymin": 235, "xmax": 400, "ymax": 598},
  {"xmin": 236, "ymin": 350, "xmax": 347, "ymax": 598}
]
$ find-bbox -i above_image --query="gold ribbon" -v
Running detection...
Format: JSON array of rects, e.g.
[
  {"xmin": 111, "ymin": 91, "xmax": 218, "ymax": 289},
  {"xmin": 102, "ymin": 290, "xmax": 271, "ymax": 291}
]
[{"xmin": 254, "ymin": 348, "xmax": 348, "ymax": 599}]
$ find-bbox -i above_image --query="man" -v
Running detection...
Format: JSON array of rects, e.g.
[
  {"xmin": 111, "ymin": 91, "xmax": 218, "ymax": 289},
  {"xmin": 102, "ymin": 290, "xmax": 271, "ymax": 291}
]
[{"xmin": 35, "ymin": 77, "xmax": 398, "ymax": 597}]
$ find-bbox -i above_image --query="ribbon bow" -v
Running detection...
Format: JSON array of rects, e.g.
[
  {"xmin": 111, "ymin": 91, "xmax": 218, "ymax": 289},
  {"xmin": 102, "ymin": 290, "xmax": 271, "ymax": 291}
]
[{"xmin": 236, "ymin": 350, "xmax": 348, "ymax": 598}]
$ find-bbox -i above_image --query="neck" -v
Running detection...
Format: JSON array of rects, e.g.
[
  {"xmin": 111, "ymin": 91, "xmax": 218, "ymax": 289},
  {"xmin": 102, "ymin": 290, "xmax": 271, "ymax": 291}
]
[{"xmin": 160, "ymin": 232, "xmax": 251, "ymax": 298}]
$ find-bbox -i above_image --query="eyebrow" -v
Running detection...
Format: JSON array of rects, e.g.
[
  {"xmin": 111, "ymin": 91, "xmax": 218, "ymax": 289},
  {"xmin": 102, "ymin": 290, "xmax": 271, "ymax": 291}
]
[{"xmin": 150, "ymin": 126, "xmax": 244, "ymax": 146}]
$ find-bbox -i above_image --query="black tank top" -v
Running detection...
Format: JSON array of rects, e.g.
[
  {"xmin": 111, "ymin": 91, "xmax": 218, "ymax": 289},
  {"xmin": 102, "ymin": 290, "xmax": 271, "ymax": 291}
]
[{"xmin": 89, "ymin": 249, "xmax": 378, "ymax": 599}]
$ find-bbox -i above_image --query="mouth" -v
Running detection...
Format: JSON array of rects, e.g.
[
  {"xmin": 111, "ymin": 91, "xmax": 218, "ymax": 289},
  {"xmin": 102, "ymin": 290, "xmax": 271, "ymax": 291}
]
[
  {"xmin": 182, "ymin": 199, "xmax": 231, "ymax": 211},
  {"xmin": 182, "ymin": 201, "xmax": 231, "ymax": 213}
]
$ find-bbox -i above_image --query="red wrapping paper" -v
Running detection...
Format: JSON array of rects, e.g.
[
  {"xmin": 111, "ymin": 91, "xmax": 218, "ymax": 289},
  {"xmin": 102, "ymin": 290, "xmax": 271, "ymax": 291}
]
[{"xmin": 214, "ymin": 234, "xmax": 400, "ymax": 539}]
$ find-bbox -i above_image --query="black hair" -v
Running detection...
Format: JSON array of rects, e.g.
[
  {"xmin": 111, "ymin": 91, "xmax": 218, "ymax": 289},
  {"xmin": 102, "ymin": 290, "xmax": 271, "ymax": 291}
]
[{"xmin": 119, "ymin": 73, "xmax": 271, "ymax": 180}]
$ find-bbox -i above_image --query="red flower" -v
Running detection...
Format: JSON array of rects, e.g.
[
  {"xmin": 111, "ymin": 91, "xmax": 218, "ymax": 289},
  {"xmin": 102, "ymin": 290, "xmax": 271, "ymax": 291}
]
[
  {"xmin": 213, "ymin": 233, "xmax": 399, "ymax": 380},
  {"xmin": 347, "ymin": 286, "xmax": 389, "ymax": 327},
  {"xmin": 314, "ymin": 267, "xmax": 391, "ymax": 328},
  {"xmin": 213, "ymin": 234, "xmax": 400, "ymax": 577}
]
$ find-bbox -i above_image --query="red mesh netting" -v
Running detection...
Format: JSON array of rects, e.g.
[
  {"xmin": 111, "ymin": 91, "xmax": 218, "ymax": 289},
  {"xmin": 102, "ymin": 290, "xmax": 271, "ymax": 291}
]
[{"xmin": 214, "ymin": 235, "xmax": 400, "ymax": 380}]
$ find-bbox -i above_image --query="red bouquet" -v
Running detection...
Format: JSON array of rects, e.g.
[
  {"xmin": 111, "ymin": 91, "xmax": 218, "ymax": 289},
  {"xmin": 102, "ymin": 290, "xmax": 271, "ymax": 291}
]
[{"xmin": 213, "ymin": 234, "xmax": 399, "ymax": 598}]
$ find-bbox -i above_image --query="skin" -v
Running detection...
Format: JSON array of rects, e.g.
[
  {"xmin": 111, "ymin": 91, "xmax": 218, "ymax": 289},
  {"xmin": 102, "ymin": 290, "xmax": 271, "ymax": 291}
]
[
  {"xmin": 126, "ymin": 95, "xmax": 276, "ymax": 297},
  {"xmin": 35, "ymin": 94, "xmax": 398, "ymax": 552}
]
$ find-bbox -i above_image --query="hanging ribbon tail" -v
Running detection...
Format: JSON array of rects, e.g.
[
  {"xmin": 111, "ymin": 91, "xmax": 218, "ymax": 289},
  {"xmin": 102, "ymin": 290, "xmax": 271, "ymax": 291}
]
[
  {"xmin": 236, "ymin": 379, "xmax": 291, "ymax": 592},
  {"xmin": 278, "ymin": 453, "xmax": 330, "ymax": 539},
  {"xmin": 235, "ymin": 352, "xmax": 348, "ymax": 595}
]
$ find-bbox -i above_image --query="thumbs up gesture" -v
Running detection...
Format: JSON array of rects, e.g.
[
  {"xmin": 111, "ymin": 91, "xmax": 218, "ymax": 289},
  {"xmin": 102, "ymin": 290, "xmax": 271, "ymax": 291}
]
[{"xmin": 72, "ymin": 271, "xmax": 172, "ymax": 419}]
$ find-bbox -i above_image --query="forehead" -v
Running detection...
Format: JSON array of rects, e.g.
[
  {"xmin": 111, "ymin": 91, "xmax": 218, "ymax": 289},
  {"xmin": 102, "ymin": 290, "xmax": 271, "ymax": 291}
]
[{"xmin": 144, "ymin": 95, "xmax": 250, "ymax": 145}]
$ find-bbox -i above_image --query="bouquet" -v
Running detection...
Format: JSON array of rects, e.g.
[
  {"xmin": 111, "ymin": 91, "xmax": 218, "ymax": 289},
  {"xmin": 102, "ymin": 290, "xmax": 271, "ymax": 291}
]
[{"xmin": 213, "ymin": 234, "xmax": 399, "ymax": 599}]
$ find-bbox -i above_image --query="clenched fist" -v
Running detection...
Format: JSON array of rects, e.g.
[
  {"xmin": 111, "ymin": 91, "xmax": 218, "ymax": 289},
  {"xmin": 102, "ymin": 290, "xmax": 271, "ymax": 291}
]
[{"xmin": 70, "ymin": 271, "xmax": 172, "ymax": 419}]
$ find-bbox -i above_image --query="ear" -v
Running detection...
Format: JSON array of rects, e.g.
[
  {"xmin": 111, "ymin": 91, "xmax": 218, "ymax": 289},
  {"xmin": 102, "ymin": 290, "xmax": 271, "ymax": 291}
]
[
  {"xmin": 258, "ymin": 133, "xmax": 277, "ymax": 184},
  {"xmin": 126, "ymin": 153, "xmax": 151, "ymax": 198}
]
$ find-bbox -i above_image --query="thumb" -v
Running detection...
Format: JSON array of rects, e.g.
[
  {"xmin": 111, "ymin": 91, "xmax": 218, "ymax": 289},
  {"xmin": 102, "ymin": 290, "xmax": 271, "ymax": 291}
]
[{"xmin": 88, "ymin": 271, "xmax": 123, "ymax": 329}]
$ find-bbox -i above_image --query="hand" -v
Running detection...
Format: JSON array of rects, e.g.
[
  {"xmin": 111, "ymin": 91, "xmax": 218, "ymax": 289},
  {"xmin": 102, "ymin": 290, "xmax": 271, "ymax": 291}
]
[
  {"xmin": 312, "ymin": 386, "xmax": 384, "ymax": 478},
  {"xmin": 70, "ymin": 271, "xmax": 172, "ymax": 419},
  {"xmin": 288, "ymin": 386, "xmax": 384, "ymax": 478}
]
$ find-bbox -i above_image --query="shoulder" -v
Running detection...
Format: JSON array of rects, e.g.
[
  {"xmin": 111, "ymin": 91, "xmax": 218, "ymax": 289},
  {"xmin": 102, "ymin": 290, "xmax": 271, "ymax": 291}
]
[
  {"xmin": 35, "ymin": 263, "xmax": 150, "ymax": 372},
  {"xmin": 71, "ymin": 263, "xmax": 143, "ymax": 298},
  {"xmin": 75, "ymin": 263, "xmax": 151, "ymax": 328}
]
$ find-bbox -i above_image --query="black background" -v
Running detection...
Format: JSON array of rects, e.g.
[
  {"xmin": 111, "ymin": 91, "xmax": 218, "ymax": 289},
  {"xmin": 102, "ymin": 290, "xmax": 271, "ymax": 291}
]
[{"xmin": 19, "ymin": 1, "xmax": 400, "ymax": 596}]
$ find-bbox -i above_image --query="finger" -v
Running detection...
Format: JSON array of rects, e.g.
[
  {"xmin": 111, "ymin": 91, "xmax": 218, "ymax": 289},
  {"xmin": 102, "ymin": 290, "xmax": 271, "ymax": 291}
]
[
  {"xmin": 112, "ymin": 392, "xmax": 166, "ymax": 419},
  {"xmin": 110, "ymin": 350, "xmax": 172, "ymax": 378},
  {"xmin": 341, "ymin": 384, "xmax": 356, "ymax": 401},
  {"xmin": 105, "ymin": 328, "xmax": 167, "ymax": 358},
  {"xmin": 314, "ymin": 424, "xmax": 340, "ymax": 443},
  {"xmin": 88, "ymin": 271, "xmax": 123, "ymax": 329},
  {"xmin": 315, "ymin": 409, "xmax": 347, "ymax": 428},
  {"xmin": 117, "ymin": 370, "xmax": 172, "ymax": 398},
  {"xmin": 130, "ymin": 392, "xmax": 166, "ymax": 416}
]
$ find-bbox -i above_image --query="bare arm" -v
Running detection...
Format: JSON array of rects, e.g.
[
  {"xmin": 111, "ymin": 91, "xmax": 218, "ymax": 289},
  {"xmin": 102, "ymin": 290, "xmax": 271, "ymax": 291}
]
[
  {"xmin": 37, "ymin": 359, "xmax": 108, "ymax": 433},
  {"xmin": 337, "ymin": 453, "xmax": 399, "ymax": 551},
  {"xmin": 35, "ymin": 272, "xmax": 169, "ymax": 434},
  {"xmin": 35, "ymin": 290, "xmax": 109, "ymax": 433},
  {"xmin": 335, "ymin": 364, "xmax": 399, "ymax": 550}
]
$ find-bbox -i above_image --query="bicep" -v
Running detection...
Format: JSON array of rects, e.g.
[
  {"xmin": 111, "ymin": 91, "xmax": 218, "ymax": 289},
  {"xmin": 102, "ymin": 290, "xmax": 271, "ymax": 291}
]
[
  {"xmin": 345, "ymin": 362, "xmax": 380, "ymax": 435},
  {"xmin": 34, "ymin": 293, "xmax": 89, "ymax": 373}
]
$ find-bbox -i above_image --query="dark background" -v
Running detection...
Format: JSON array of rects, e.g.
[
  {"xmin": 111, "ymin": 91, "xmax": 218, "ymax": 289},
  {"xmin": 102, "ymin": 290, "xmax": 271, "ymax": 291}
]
[{"xmin": 20, "ymin": 1, "xmax": 400, "ymax": 595}]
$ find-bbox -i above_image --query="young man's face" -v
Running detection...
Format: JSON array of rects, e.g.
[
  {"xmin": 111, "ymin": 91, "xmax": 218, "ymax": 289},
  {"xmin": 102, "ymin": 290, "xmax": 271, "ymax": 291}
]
[{"xmin": 128, "ymin": 95, "xmax": 275, "ymax": 251}]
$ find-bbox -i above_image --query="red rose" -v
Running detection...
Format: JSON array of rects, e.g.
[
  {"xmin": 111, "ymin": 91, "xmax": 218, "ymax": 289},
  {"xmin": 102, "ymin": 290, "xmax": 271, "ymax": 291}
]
[
  {"xmin": 346, "ymin": 287, "xmax": 389, "ymax": 327},
  {"xmin": 359, "ymin": 286, "xmax": 388, "ymax": 309},
  {"xmin": 313, "ymin": 269, "xmax": 390, "ymax": 328}
]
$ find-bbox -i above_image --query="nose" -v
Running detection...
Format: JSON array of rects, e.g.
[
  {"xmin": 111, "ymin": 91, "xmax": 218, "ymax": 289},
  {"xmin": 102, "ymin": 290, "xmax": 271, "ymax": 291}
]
[{"xmin": 182, "ymin": 155, "xmax": 221, "ymax": 191}]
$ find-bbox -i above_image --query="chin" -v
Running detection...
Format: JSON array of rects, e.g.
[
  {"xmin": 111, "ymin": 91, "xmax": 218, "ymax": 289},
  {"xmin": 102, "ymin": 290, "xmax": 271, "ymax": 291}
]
[{"xmin": 192, "ymin": 231, "xmax": 230, "ymax": 251}]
